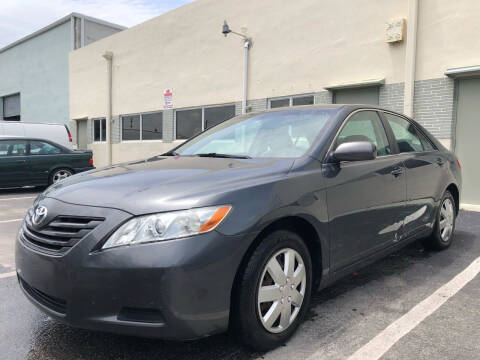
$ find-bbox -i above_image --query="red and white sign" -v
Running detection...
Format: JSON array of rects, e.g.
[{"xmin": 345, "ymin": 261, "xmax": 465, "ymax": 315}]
[{"xmin": 163, "ymin": 88, "xmax": 173, "ymax": 109}]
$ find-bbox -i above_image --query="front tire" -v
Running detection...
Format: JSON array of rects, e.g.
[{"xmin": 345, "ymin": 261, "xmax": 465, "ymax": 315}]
[
  {"xmin": 232, "ymin": 230, "xmax": 312, "ymax": 351},
  {"xmin": 423, "ymin": 190, "xmax": 456, "ymax": 250}
]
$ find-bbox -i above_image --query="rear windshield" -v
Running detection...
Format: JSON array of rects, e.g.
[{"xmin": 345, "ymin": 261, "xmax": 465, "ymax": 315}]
[{"xmin": 175, "ymin": 109, "xmax": 337, "ymax": 158}]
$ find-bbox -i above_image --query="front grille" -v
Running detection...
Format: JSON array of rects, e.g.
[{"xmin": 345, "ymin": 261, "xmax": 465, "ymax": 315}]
[
  {"xmin": 21, "ymin": 212, "xmax": 104, "ymax": 254},
  {"xmin": 19, "ymin": 276, "xmax": 67, "ymax": 314}
]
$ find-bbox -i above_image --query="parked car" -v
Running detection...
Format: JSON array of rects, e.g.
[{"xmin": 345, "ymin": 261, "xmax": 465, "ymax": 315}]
[
  {"xmin": 0, "ymin": 137, "xmax": 93, "ymax": 188},
  {"xmin": 0, "ymin": 121, "xmax": 73, "ymax": 149},
  {"xmin": 15, "ymin": 105, "xmax": 461, "ymax": 351}
]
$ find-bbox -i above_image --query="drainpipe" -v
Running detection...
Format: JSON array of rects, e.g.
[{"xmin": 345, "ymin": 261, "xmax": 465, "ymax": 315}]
[
  {"xmin": 102, "ymin": 51, "xmax": 113, "ymax": 166},
  {"xmin": 242, "ymin": 40, "xmax": 251, "ymax": 114},
  {"xmin": 403, "ymin": 0, "xmax": 419, "ymax": 117}
]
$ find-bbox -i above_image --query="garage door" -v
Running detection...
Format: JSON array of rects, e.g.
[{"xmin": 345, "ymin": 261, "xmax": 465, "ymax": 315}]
[
  {"xmin": 455, "ymin": 78, "xmax": 480, "ymax": 205},
  {"xmin": 334, "ymin": 87, "xmax": 379, "ymax": 105}
]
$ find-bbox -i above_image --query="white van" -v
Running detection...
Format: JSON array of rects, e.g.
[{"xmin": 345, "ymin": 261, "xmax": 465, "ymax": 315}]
[{"xmin": 0, "ymin": 121, "xmax": 72, "ymax": 149}]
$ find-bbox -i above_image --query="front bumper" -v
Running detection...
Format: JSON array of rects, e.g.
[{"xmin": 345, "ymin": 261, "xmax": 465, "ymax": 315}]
[{"xmin": 15, "ymin": 197, "xmax": 252, "ymax": 340}]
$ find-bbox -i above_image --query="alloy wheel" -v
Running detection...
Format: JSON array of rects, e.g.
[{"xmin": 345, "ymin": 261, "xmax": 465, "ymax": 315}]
[
  {"xmin": 52, "ymin": 170, "xmax": 72, "ymax": 183},
  {"xmin": 257, "ymin": 248, "xmax": 307, "ymax": 333},
  {"xmin": 439, "ymin": 198, "xmax": 454, "ymax": 242}
]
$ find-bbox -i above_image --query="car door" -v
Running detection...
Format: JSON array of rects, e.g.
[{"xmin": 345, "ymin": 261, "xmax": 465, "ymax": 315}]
[
  {"xmin": 323, "ymin": 110, "xmax": 407, "ymax": 272},
  {"xmin": 0, "ymin": 139, "xmax": 30, "ymax": 188},
  {"xmin": 382, "ymin": 112, "xmax": 443, "ymax": 237},
  {"xmin": 28, "ymin": 140, "xmax": 65, "ymax": 185}
]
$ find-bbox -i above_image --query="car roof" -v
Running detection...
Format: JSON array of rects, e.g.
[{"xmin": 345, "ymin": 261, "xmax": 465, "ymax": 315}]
[{"xmin": 245, "ymin": 103, "xmax": 409, "ymax": 118}]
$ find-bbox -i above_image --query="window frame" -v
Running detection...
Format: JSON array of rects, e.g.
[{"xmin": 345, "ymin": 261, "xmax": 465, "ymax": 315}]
[
  {"xmin": 379, "ymin": 110, "xmax": 438, "ymax": 154},
  {"xmin": 268, "ymin": 94, "xmax": 315, "ymax": 109},
  {"xmin": 0, "ymin": 139, "xmax": 28, "ymax": 157},
  {"xmin": 121, "ymin": 111, "xmax": 163, "ymax": 142},
  {"xmin": 92, "ymin": 118, "xmax": 106, "ymax": 143},
  {"xmin": 325, "ymin": 109, "xmax": 394, "ymax": 163},
  {"xmin": 174, "ymin": 103, "xmax": 236, "ymax": 140},
  {"xmin": 28, "ymin": 140, "xmax": 64, "ymax": 155}
]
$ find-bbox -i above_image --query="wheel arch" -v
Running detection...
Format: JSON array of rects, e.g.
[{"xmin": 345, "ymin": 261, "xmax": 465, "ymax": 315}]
[
  {"xmin": 229, "ymin": 215, "xmax": 324, "ymax": 326},
  {"xmin": 446, "ymin": 183, "xmax": 460, "ymax": 215}
]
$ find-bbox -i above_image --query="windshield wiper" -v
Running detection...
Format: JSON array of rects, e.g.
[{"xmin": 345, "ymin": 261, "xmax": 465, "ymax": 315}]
[
  {"xmin": 194, "ymin": 153, "xmax": 252, "ymax": 159},
  {"xmin": 162, "ymin": 150, "xmax": 180, "ymax": 156}
]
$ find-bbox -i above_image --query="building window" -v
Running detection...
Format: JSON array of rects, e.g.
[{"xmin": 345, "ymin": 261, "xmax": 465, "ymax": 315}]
[
  {"xmin": 268, "ymin": 94, "xmax": 314, "ymax": 109},
  {"xmin": 121, "ymin": 112, "xmax": 163, "ymax": 141},
  {"xmin": 93, "ymin": 118, "xmax": 106, "ymax": 142},
  {"xmin": 2, "ymin": 93, "xmax": 21, "ymax": 121},
  {"xmin": 175, "ymin": 104, "xmax": 236, "ymax": 140}
]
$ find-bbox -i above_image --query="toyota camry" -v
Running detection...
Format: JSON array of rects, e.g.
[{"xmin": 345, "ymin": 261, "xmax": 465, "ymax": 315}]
[{"xmin": 15, "ymin": 105, "xmax": 461, "ymax": 351}]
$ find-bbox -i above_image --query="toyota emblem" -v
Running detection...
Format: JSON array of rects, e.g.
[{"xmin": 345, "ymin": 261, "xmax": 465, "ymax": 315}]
[{"xmin": 32, "ymin": 206, "xmax": 48, "ymax": 226}]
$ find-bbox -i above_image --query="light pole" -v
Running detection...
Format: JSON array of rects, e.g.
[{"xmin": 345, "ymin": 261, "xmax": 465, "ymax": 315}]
[{"xmin": 222, "ymin": 21, "xmax": 252, "ymax": 114}]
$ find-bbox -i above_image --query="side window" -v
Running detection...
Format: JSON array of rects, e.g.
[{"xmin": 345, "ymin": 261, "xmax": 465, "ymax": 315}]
[
  {"xmin": 384, "ymin": 114, "xmax": 423, "ymax": 153},
  {"xmin": 336, "ymin": 111, "xmax": 391, "ymax": 156},
  {"xmin": 30, "ymin": 141, "xmax": 62, "ymax": 155},
  {"xmin": 417, "ymin": 131, "xmax": 436, "ymax": 151},
  {"xmin": 0, "ymin": 140, "xmax": 27, "ymax": 156}
]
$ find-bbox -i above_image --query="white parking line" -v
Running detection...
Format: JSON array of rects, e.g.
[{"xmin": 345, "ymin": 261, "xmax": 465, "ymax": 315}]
[
  {"xmin": 343, "ymin": 256, "xmax": 480, "ymax": 360},
  {"xmin": 0, "ymin": 219, "xmax": 23, "ymax": 223},
  {"xmin": 0, "ymin": 271, "xmax": 16, "ymax": 279},
  {"xmin": 0, "ymin": 196, "xmax": 36, "ymax": 201}
]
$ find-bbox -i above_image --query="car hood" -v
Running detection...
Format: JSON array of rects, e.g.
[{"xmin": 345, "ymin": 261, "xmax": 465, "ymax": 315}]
[{"xmin": 41, "ymin": 156, "xmax": 294, "ymax": 215}]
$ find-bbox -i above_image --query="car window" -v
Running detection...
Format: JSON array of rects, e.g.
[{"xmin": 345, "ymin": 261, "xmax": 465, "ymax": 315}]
[
  {"xmin": 175, "ymin": 109, "xmax": 337, "ymax": 158},
  {"xmin": 30, "ymin": 141, "xmax": 62, "ymax": 155},
  {"xmin": 0, "ymin": 140, "xmax": 27, "ymax": 157},
  {"xmin": 417, "ymin": 130, "xmax": 436, "ymax": 151},
  {"xmin": 384, "ymin": 113, "xmax": 424, "ymax": 153},
  {"xmin": 336, "ymin": 111, "xmax": 391, "ymax": 156}
]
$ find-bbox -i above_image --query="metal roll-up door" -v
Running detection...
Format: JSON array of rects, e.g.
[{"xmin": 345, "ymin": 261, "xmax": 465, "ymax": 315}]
[
  {"xmin": 334, "ymin": 87, "xmax": 379, "ymax": 105},
  {"xmin": 455, "ymin": 78, "xmax": 480, "ymax": 205}
]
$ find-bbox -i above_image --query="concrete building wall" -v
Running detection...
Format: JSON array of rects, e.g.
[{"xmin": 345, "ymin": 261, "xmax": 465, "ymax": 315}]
[
  {"xmin": 0, "ymin": 21, "xmax": 71, "ymax": 124},
  {"xmin": 69, "ymin": 0, "xmax": 480, "ymax": 166},
  {"xmin": 0, "ymin": 14, "xmax": 124, "ymax": 125}
]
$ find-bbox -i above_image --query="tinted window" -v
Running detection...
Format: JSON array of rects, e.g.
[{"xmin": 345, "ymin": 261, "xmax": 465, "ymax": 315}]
[
  {"xmin": 417, "ymin": 130, "xmax": 436, "ymax": 151},
  {"xmin": 30, "ymin": 141, "xmax": 61, "ymax": 155},
  {"xmin": 122, "ymin": 115, "xmax": 141, "ymax": 141},
  {"xmin": 176, "ymin": 109, "xmax": 336, "ymax": 158},
  {"xmin": 93, "ymin": 118, "xmax": 106, "ymax": 142},
  {"xmin": 176, "ymin": 109, "xmax": 202, "ymax": 139},
  {"xmin": 205, "ymin": 105, "xmax": 236, "ymax": 129},
  {"xmin": 142, "ymin": 112, "xmax": 163, "ymax": 140},
  {"xmin": 270, "ymin": 98, "xmax": 290, "ymax": 108},
  {"xmin": 0, "ymin": 140, "xmax": 27, "ymax": 156},
  {"xmin": 292, "ymin": 95, "xmax": 314, "ymax": 106},
  {"xmin": 384, "ymin": 113, "xmax": 423, "ymax": 153},
  {"xmin": 337, "ymin": 111, "xmax": 390, "ymax": 156}
]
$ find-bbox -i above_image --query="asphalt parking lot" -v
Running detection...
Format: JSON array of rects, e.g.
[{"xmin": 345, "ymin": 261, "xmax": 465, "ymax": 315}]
[{"xmin": 0, "ymin": 188, "xmax": 479, "ymax": 360}]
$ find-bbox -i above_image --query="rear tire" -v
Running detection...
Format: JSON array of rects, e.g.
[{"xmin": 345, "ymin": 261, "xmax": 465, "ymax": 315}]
[
  {"xmin": 49, "ymin": 168, "xmax": 73, "ymax": 185},
  {"xmin": 423, "ymin": 190, "xmax": 456, "ymax": 250},
  {"xmin": 232, "ymin": 230, "xmax": 312, "ymax": 351}
]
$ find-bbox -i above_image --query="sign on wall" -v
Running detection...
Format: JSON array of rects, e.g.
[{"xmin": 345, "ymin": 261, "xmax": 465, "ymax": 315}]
[{"xmin": 164, "ymin": 89, "xmax": 173, "ymax": 109}]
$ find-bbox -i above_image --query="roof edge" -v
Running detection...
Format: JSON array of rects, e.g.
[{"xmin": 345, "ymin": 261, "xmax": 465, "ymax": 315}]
[{"xmin": 0, "ymin": 13, "xmax": 126, "ymax": 54}]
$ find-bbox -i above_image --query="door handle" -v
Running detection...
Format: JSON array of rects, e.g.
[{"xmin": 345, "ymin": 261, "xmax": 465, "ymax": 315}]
[
  {"xmin": 15, "ymin": 160, "xmax": 26, "ymax": 163},
  {"xmin": 390, "ymin": 167, "xmax": 403, "ymax": 177},
  {"xmin": 436, "ymin": 158, "xmax": 445, "ymax": 166}
]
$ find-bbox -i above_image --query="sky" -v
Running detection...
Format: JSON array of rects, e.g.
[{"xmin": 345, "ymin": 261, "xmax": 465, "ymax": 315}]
[{"xmin": 0, "ymin": 0, "xmax": 194, "ymax": 48}]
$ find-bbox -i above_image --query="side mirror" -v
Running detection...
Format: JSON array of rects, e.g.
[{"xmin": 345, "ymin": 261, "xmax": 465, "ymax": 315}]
[{"xmin": 330, "ymin": 141, "xmax": 377, "ymax": 162}]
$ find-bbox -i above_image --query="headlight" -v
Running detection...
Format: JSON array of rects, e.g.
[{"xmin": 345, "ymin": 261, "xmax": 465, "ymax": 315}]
[{"xmin": 102, "ymin": 205, "xmax": 232, "ymax": 249}]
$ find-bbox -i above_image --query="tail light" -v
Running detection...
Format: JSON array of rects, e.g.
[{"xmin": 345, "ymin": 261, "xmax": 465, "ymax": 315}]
[
  {"xmin": 89, "ymin": 157, "xmax": 94, "ymax": 166},
  {"xmin": 65, "ymin": 125, "xmax": 72, "ymax": 143},
  {"xmin": 456, "ymin": 158, "xmax": 461, "ymax": 169}
]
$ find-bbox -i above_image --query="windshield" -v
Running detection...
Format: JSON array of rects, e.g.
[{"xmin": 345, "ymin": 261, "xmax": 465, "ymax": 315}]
[{"xmin": 173, "ymin": 109, "xmax": 336, "ymax": 158}]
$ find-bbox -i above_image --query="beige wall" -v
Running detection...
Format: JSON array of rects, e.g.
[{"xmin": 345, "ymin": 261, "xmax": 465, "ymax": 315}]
[
  {"xmin": 70, "ymin": 0, "xmax": 412, "ymax": 119},
  {"xmin": 416, "ymin": 0, "xmax": 480, "ymax": 80},
  {"xmin": 70, "ymin": 0, "xmax": 480, "ymax": 166}
]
